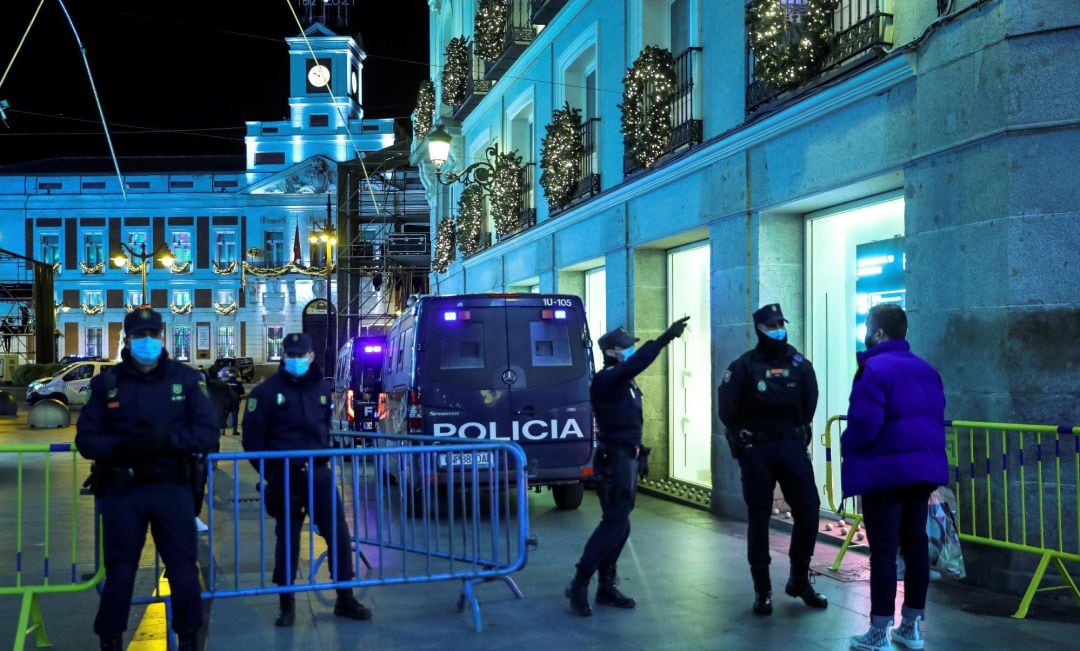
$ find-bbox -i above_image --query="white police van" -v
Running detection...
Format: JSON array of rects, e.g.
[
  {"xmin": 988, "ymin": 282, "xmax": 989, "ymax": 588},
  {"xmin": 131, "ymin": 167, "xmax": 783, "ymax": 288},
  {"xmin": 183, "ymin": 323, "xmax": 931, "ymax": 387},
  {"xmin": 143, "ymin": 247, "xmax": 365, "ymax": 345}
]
[
  {"xmin": 379, "ymin": 293, "xmax": 595, "ymax": 509},
  {"xmin": 26, "ymin": 360, "xmax": 117, "ymax": 406}
]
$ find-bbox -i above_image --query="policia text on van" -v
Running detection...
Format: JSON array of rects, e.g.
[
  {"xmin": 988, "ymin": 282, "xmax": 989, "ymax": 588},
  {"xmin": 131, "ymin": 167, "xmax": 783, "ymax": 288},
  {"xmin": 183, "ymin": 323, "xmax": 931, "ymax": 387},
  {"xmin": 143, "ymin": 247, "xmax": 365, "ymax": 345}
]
[{"xmin": 379, "ymin": 294, "xmax": 595, "ymax": 510}]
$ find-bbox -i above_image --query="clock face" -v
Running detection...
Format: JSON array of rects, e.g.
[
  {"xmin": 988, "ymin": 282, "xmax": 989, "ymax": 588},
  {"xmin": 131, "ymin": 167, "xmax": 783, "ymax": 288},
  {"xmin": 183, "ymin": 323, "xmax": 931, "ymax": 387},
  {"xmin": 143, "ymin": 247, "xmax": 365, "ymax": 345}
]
[{"xmin": 307, "ymin": 65, "xmax": 331, "ymax": 88}]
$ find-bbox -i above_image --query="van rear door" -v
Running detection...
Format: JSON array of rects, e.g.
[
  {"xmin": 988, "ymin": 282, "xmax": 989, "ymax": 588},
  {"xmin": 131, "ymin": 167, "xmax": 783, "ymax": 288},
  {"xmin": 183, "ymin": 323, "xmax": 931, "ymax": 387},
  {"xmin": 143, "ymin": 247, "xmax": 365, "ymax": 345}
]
[
  {"xmin": 420, "ymin": 297, "xmax": 512, "ymax": 469},
  {"xmin": 504, "ymin": 296, "xmax": 593, "ymax": 473}
]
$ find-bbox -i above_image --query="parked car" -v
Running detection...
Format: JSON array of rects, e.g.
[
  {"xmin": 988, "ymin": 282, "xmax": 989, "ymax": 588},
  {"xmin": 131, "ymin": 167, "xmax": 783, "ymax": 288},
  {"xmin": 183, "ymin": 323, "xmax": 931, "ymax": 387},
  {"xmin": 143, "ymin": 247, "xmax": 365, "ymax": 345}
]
[
  {"xmin": 58, "ymin": 355, "xmax": 104, "ymax": 365},
  {"xmin": 213, "ymin": 356, "xmax": 255, "ymax": 382},
  {"xmin": 26, "ymin": 360, "xmax": 118, "ymax": 406}
]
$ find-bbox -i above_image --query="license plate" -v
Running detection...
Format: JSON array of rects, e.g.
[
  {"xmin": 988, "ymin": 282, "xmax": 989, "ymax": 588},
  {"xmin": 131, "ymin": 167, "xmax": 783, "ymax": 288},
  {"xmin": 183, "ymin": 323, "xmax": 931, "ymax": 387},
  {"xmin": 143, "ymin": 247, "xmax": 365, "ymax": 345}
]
[{"xmin": 437, "ymin": 452, "xmax": 492, "ymax": 468}]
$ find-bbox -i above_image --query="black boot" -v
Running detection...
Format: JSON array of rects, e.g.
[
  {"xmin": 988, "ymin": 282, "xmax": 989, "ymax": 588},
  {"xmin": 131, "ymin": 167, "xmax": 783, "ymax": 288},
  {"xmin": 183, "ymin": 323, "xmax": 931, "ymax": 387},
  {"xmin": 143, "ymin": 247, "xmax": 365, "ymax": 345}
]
[
  {"xmin": 750, "ymin": 565, "xmax": 773, "ymax": 616},
  {"xmin": 275, "ymin": 593, "xmax": 295, "ymax": 627},
  {"xmin": 785, "ymin": 563, "xmax": 828, "ymax": 609},
  {"xmin": 334, "ymin": 589, "xmax": 373, "ymax": 621},
  {"xmin": 177, "ymin": 632, "xmax": 199, "ymax": 651},
  {"xmin": 564, "ymin": 568, "xmax": 593, "ymax": 617},
  {"xmin": 595, "ymin": 565, "xmax": 636, "ymax": 609},
  {"xmin": 99, "ymin": 635, "xmax": 123, "ymax": 651}
]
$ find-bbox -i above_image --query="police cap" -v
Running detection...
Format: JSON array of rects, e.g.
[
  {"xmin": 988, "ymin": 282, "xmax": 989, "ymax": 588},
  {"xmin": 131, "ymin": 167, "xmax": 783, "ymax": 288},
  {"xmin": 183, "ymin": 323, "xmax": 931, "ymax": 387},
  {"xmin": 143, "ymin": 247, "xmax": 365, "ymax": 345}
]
[
  {"xmin": 124, "ymin": 307, "xmax": 162, "ymax": 335},
  {"xmin": 597, "ymin": 326, "xmax": 638, "ymax": 351},
  {"xmin": 752, "ymin": 303, "xmax": 788, "ymax": 328},
  {"xmin": 282, "ymin": 332, "xmax": 313, "ymax": 354}
]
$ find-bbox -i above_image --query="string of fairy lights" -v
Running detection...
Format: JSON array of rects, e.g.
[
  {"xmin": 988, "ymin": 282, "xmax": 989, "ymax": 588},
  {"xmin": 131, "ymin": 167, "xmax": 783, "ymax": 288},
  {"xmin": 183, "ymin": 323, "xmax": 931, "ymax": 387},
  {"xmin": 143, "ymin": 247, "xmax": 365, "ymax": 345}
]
[
  {"xmin": 539, "ymin": 102, "xmax": 583, "ymax": 209},
  {"xmin": 432, "ymin": 216, "xmax": 455, "ymax": 273},
  {"xmin": 748, "ymin": 0, "xmax": 834, "ymax": 89},
  {"xmin": 620, "ymin": 45, "xmax": 677, "ymax": 170},
  {"xmin": 474, "ymin": 0, "xmax": 510, "ymax": 62},
  {"xmin": 455, "ymin": 185, "xmax": 485, "ymax": 257},
  {"xmin": 441, "ymin": 37, "xmax": 470, "ymax": 107},
  {"xmin": 412, "ymin": 79, "xmax": 435, "ymax": 141},
  {"xmin": 490, "ymin": 149, "xmax": 526, "ymax": 236}
]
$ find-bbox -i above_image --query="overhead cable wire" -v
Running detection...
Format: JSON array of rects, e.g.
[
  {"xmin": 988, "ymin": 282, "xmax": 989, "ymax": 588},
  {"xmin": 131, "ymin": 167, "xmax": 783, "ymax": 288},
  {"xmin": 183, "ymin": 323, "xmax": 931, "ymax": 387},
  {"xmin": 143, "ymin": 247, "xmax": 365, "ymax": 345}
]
[
  {"xmin": 6, "ymin": 108, "xmax": 245, "ymax": 141},
  {"xmin": 55, "ymin": 0, "xmax": 126, "ymax": 199},
  {"xmin": 0, "ymin": 0, "xmax": 47, "ymax": 92}
]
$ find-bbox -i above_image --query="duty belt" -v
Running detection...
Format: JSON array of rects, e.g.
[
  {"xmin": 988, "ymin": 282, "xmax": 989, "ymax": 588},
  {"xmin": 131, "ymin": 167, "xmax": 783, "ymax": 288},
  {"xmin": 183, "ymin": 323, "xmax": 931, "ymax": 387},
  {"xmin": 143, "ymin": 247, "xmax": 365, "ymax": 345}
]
[{"xmin": 741, "ymin": 425, "xmax": 808, "ymax": 444}]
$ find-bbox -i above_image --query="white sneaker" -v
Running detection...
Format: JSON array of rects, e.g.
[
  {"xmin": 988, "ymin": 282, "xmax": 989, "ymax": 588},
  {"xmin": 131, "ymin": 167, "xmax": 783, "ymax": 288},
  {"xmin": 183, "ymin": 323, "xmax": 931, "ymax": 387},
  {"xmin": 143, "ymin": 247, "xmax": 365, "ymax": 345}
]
[
  {"xmin": 195, "ymin": 517, "xmax": 209, "ymax": 534},
  {"xmin": 892, "ymin": 616, "xmax": 925, "ymax": 649},
  {"xmin": 850, "ymin": 623, "xmax": 891, "ymax": 651}
]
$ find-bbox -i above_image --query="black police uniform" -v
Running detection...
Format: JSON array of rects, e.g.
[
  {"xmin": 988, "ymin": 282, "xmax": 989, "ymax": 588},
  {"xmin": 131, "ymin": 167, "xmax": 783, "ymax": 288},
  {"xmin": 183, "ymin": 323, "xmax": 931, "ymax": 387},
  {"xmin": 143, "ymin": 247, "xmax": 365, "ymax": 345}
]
[
  {"xmin": 75, "ymin": 309, "xmax": 219, "ymax": 649},
  {"xmin": 241, "ymin": 333, "xmax": 369, "ymax": 626},
  {"xmin": 718, "ymin": 303, "xmax": 826, "ymax": 615},
  {"xmin": 567, "ymin": 319, "xmax": 688, "ymax": 616}
]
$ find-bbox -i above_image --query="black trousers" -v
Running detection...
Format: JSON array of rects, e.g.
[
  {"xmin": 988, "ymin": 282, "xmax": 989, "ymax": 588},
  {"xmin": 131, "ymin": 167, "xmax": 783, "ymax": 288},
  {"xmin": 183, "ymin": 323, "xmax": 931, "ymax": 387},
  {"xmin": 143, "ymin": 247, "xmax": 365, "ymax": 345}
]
[
  {"xmin": 272, "ymin": 464, "xmax": 355, "ymax": 586},
  {"xmin": 577, "ymin": 444, "xmax": 639, "ymax": 576},
  {"xmin": 737, "ymin": 438, "xmax": 820, "ymax": 568},
  {"xmin": 862, "ymin": 484, "xmax": 934, "ymax": 620},
  {"xmin": 95, "ymin": 483, "xmax": 201, "ymax": 636}
]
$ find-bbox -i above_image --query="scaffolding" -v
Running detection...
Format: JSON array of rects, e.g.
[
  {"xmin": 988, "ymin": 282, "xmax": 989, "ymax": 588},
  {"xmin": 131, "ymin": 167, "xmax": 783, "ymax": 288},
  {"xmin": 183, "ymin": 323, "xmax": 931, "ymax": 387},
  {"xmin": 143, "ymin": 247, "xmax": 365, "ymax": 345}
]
[
  {"xmin": 0, "ymin": 248, "xmax": 56, "ymax": 368},
  {"xmin": 335, "ymin": 135, "xmax": 431, "ymax": 348}
]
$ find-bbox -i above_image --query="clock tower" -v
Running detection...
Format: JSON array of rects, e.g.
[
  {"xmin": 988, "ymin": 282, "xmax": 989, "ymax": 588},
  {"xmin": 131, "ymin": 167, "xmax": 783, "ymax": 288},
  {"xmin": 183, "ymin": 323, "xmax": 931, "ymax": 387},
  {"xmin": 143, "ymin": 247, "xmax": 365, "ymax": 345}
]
[{"xmin": 287, "ymin": 22, "xmax": 364, "ymax": 123}]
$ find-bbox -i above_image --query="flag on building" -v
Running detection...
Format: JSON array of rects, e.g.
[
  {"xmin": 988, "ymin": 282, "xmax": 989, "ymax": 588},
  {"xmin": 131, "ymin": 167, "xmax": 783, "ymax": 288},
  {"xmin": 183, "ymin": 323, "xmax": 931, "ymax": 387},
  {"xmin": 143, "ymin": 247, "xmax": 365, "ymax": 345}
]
[{"xmin": 293, "ymin": 222, "xmax": 302, "ymax": 264}]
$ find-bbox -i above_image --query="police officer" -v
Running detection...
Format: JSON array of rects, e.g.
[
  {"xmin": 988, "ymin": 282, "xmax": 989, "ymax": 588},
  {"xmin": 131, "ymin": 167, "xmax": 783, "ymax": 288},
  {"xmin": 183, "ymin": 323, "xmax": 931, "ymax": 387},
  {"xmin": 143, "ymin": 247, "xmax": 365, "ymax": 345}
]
[
  {"xmin": 718, "ymin": 303, "xmax": 827, "ymax": 616},
  {"xmin": 242, "ymin": 332, "xmax": 371, "ymax": 627},
  {"xmin": 566, "ymin": 317, "xmax": 690, "ymax": 616},
  {"xmin": 75, "ymin": 307, "xmax": 219, "ymax": 651}
]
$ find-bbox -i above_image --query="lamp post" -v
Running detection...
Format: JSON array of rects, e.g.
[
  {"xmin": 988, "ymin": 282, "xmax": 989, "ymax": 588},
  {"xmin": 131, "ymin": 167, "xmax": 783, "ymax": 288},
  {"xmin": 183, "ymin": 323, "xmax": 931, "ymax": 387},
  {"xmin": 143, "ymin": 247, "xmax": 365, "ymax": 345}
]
[
  {"xmin": 310, "ymin": 194, "xmax": 337, "ymax": 373},
  {"xmin": 427, "ymin": 124, "xmax": 500, "ymax": 190},
  {"xmin": 112, "ymin": 242, "xmax": 174, "ymax": 305}
]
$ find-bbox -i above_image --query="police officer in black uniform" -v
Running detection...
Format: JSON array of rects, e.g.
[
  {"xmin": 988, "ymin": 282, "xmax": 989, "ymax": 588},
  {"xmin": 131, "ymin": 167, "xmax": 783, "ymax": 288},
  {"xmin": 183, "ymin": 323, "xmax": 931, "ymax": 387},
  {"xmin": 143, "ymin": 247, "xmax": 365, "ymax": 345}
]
[
  {"xmin": 76, "ymin": 307, "xmax": 219, "ymax": 651},
  {"xmin": 718, "ymin": 303, "xmax": 827, "ymax": 616},
  {"xmin": 242, "ymin": 332, "xmax": 371, "ymax": 627},
  {"xmin": 566, "ymin": 317, "xmax": 690, "ymax": 616}
]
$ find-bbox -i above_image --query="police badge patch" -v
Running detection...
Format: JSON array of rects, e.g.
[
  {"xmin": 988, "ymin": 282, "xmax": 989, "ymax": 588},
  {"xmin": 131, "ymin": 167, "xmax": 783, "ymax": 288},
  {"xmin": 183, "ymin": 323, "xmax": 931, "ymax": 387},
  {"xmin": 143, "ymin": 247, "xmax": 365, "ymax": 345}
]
[
  {"xmin": 172, "ymin": 384, "xmax": 182, "ymax": 395},
  {"xmin": 276, "ymin": 393, "xmax": 285, "ymax": 406},
  {"xmin": 247, "ymin": 398, "xmax": 257, "ymax": 412},
  {"xmin": 757, "ymin": 380, "xmax": 767, "ymax": 392},
  {"xmin": 723, "ymin": 370, "xmax": 732, "ymax": 384},
  {"xmin": 320, "ymin": 395, "xmax": 327, "ymax": 405}
]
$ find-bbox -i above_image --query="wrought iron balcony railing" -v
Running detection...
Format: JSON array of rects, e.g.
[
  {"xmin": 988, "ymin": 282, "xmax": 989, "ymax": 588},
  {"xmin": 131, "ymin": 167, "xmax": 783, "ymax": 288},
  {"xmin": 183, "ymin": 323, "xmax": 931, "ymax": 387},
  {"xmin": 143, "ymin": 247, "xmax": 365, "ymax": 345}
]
[
  {"xmin": 746, "ymin": 0, "xmax": 894, "ymax": 112},
  {"xmin": 485, "ymin": 0, "xmax": 538, "ymax": 80},
  {"xmin": 624, "ymin": 47, "xmax": 704, "ymax": 176},
  {"xmin": 553, "ymin": 117, "xmax": 601, "ymax": 212},
  {"xmin": 516, "ymin": 163, "xmax": 537, "ymax": 232},
  {"xmin": 452, "ymin": 46, "xmax": 495, "ymax": 122},
  {"xmin": 530, "ymin": 0, "xmax": 568, "ymax": 24}
]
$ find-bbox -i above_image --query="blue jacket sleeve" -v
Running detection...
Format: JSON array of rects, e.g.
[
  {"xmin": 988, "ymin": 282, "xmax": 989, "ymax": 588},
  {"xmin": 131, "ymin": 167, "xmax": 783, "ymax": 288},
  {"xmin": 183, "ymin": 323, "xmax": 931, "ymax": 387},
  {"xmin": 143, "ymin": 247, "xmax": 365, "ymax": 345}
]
[
  {"xmin": 841, "ymin": 364, "xmax": 886, "ymax": 454},
  {"xmin": 75, "ymin": 374, "xmax": 125, "ymax": 461}
]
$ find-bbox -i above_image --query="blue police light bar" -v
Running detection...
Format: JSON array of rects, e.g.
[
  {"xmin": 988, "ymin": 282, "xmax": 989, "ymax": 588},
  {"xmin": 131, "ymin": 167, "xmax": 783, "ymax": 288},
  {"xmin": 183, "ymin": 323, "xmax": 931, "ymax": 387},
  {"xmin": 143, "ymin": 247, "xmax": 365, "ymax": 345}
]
[
  {"xmin": 554, "ymin": 309, "xmax": 567, "ymax": 319},
  {"xmin": 363, "ymin": 345, "xmax": 382, "ymax": 354}
]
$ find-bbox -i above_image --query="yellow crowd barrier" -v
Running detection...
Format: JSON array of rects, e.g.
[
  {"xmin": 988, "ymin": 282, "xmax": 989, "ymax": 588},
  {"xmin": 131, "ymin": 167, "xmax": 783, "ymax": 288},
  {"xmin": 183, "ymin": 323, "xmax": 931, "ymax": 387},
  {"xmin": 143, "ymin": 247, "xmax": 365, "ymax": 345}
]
[
  {"xmin": 821, "ymin": 416, "xmax": 1080, "ymax": 619},
  {"xmin": 0, "ymin": 444, "xmax": 103, "ymax": 650}
]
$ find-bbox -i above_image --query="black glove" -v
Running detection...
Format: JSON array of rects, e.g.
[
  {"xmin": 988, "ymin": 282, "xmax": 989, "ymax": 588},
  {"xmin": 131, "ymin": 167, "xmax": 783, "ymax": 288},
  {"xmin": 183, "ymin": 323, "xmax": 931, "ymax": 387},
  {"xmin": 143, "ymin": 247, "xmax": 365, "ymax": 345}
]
[
  {"xmin": 637, "ymin": 445, "xmax": 652, "ymax": 479},
  {"xmin": 658, "ymin": 316, "xmax": 691, "ymax": 345},
  {"xmin": 125, "ymin": 420, "xmax": 176, "ymax": 456}
]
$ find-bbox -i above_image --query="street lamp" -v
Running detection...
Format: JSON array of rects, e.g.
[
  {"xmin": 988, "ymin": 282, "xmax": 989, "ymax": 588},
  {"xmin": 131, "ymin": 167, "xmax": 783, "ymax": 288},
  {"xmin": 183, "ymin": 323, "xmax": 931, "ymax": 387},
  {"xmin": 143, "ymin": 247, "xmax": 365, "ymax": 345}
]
[
  {"xmin": 427, "ymin": 124, "xmax": 499, "ymax": 190},
  {"xmin": 310, "ymin": 194, "xmax": 337, "ymax": 372},
  {"xmin": 112, "ymin": 242, "xmax": 174, "ymax": 305}
]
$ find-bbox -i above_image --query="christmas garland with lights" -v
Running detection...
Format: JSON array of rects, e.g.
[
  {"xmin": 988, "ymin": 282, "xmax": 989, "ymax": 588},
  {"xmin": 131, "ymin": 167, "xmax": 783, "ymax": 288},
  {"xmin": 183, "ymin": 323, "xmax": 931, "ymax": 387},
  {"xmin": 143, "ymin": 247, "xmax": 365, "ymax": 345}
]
[
  {"xmin": 433, "ymin": 217, "xmax": 456, "ymax": 273},
  {"xmin": 413, "ymin": 79, "xmax": 435, "ymax": 140},
  {"xmin": 474, "ymin": 0, "xmax": 510, "ymax": 61},
  {"xmin": 442, "ymin": 37, "xmax": 470, "ymax": 106},
  {"xmin": 456, "ymin": 185, "xmax": 485, "ymax": 256},
  {"xmin": 620, "ymin": 46, "xmax": 677, "ymax": 169},
  {"xmin": 748, "ymin": 0, "xmax": 834, "ymax": 89},
  {"xmin": 539, "ymin": 103, "xmax": 584, "ymax": 209},
  {"xmin": 80, "ymin": 260, "xmax": 104, "ymax": 274},
  {"xmin": 212, "ymin": 260, "xmax": 237, "ymax": 274},
  {"xmin": 170, "ymin": 303, "xmax": 193, "ymax": 315},
  {"xmin": 491, "ymin": 150, "xmax": 525, "ymax": 236}
]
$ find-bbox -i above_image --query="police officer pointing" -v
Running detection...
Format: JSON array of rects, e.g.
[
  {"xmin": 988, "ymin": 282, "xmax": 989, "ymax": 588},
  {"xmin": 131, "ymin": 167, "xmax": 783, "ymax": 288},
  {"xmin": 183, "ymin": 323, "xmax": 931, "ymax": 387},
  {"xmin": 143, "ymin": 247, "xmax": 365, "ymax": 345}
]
[
  {"xmin": 566, "ymin": 317, "xmax": 689, "ymax": 616},
  {"xmin": 242, "ymin": 332, "xmax": 371, "ymax": 627},
  {"xmin": 718, "ymin": 303, "xmax": 827, "ymax": 615},
  {"xmin": 76, "ymin": 308, "xmax": 219, "ymax": 651}
]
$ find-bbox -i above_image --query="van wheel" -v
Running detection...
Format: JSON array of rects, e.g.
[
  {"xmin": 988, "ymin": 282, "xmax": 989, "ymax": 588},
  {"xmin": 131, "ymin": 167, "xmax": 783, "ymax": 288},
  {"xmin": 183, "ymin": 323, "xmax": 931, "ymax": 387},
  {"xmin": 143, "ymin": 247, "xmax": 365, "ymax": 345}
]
[
  {"xmin": 48, "ymin": 393, "xmax": 69, "ymax": 405},
  {"xmin": 552, "ymin": 482, "xmax": 584, "ymax": 510}
]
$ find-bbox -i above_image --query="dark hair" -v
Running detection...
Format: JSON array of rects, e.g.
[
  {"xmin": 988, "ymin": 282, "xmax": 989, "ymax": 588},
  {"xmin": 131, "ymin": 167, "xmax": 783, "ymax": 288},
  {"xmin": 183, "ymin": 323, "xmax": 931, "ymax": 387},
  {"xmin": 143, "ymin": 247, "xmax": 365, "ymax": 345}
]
[{"xmin": 868, "ymin": 304, "xmax": 908, "ymax": 340}]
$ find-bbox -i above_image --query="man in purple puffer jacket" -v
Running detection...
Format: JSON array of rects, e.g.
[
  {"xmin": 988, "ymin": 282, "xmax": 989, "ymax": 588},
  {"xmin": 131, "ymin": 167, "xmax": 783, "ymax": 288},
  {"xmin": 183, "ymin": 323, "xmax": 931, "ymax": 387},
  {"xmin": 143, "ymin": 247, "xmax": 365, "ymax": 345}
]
[{"xmin": 843, "ymin": 304, "xmax": 947, "ymax": 651}]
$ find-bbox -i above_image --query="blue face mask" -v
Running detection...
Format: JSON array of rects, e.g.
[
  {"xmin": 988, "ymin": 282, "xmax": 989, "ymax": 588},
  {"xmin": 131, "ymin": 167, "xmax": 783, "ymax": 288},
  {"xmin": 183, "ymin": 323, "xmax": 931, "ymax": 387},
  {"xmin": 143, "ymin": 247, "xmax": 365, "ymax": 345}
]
[
  {"xmin": 129, "ymin": 337, "xmax": 162, "ymax": 364},
  {"xmin": 764, "ymin": 329, "xmax": 787, "ymax": 341},
  {"xmin": 621, "ymin": 346, "xmax": 636, "ymax": 360},
  {"xmin": 284, "ymin": 357, "xmax": 310, "ymax": 377}
]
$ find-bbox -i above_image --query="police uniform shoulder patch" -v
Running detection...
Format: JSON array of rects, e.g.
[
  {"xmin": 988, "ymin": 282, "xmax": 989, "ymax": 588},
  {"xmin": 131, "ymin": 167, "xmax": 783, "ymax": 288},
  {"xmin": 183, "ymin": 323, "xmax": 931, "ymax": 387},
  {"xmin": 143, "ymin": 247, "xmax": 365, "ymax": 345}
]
[
  {"xmin": 247, "ymin": 397, "xmax": 258, "ymax": 412},
  {"xmin": 793, "ymin": 353, "xmax": 804, "ymax": 365},
  {"xmin": 320, "ymin": 395, "xmax": 327, "ymax": 405},
  {"xmin": 723, "ymin": 369, "xmax": 732, "ymax": 384},
  {"xmin": 106, "ymin": 387, "xmax": 118, "ymax": 399},
  {"xmin": 197, "ymin": 381, "xmax": 209, "ymax": 397},
  {"xmin": 276, "ymin": 393, "xmax": 285, "ymax": 406},
  {"xmin": 172, "ymin": 383, "xmax": 183, "ymax": 395},
  {"xmin": 757, "ymin": 380, "xmax": 767, "ymax": 392}
]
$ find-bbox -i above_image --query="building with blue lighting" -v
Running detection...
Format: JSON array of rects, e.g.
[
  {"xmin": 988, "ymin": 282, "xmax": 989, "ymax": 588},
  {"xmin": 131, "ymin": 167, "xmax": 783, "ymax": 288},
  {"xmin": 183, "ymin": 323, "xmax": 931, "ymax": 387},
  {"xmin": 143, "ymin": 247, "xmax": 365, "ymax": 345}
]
[
  {"xmin": 412, "ymin": 0, "xmax": 1079, "ymax": 591},
  {"xmin": 0, "ymin": 22, "xmax": 396, "ymax": 368}
]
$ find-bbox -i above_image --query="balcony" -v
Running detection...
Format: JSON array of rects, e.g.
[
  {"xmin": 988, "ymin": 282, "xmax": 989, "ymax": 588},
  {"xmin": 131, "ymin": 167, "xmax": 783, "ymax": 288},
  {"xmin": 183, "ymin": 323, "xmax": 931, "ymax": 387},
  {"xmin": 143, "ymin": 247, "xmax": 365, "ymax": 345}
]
[
  {"xmin": 624, "ymin": 47, "xmax": 704, "ymax": 176},
  {"xmin": 516, "ymin": 164, "xmax": 537, "ymax": 232},
  {"xmin": 530, "ymin": 0, "xmax": 568, "ymax": 24},
  {"xmin": 452, "ymin": 47, "xmax": 495, "ymax": 122},
  {"xmin": 553, "ymin": 117, "xmax": 601, "ymax": 214},
  {"xmin": 484, "ymin": 0, "xmax": 538, "ymax": 81},
  {"xmin": 746, "ymin": 0, "xmax": 894, "ymax": 112}
]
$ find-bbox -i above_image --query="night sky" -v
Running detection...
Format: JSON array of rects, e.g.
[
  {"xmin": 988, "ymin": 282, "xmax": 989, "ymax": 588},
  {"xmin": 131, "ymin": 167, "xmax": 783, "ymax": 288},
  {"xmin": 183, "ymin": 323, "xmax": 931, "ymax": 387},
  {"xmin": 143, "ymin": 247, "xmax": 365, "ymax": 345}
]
[{"xmin": 0, "ymin": 0, "xmax": 428, "ymax": 166}]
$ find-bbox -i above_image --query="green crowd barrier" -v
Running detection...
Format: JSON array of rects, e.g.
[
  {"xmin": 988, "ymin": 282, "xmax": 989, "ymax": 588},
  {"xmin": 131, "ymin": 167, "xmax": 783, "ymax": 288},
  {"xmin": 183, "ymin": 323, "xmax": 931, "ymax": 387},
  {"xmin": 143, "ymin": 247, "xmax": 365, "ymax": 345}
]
[{"xmin": 0, "ymin": 443, "xmax": 104, "ymax": 650}]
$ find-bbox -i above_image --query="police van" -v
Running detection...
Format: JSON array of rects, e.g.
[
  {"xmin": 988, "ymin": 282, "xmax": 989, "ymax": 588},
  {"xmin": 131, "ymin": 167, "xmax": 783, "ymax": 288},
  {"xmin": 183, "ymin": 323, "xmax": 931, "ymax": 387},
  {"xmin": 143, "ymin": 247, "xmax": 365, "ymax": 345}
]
[
  {"xmin": 26, "ymin": 360, "xmax": 118, "ymax": 406},
  {"xmin": 379, "ymin": 293, "xmax": 594, "ymax": 509},
  {"xmin": 332, "ymin": 335, "xmax": 386, "ymax": 436}
]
